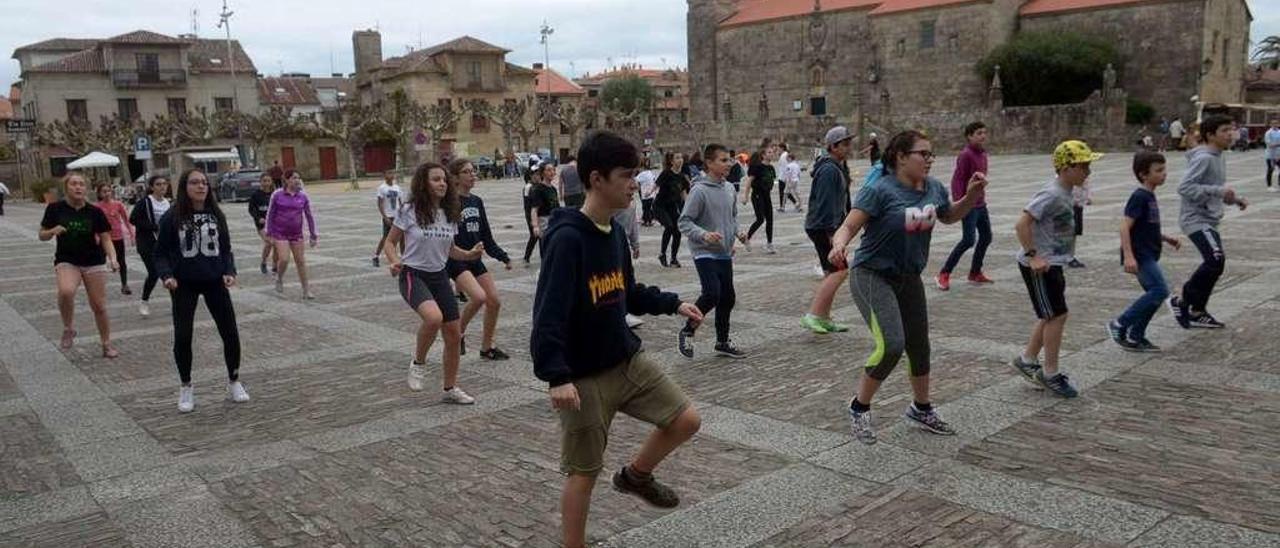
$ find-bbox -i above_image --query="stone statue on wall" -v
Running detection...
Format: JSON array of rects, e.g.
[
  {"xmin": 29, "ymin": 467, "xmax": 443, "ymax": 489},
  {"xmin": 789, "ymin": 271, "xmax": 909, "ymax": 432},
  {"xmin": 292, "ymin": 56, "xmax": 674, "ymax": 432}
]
[{"xmin": 1103, "ymin": 63, "xmax": 1117, "ymax": 98}]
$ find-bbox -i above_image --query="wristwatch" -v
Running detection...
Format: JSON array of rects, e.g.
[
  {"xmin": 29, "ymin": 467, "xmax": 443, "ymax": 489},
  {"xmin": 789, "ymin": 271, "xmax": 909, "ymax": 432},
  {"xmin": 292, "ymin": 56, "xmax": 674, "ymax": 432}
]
[{"xmin": 1022, "ymin": 249, "xmax": 1037, "ymax": 258}]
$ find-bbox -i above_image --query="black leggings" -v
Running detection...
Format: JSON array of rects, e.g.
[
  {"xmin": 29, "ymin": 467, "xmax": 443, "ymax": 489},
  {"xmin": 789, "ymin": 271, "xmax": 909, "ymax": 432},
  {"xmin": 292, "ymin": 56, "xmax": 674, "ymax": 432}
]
[
  {"xmin": 778, "ymin": 182, "xmax": 798, "ymax": 207},
  {"xmin": 172, "ymin": 280, "xmax": 241, "ymax": 385},
  {"xmin": 656, "ymin": 206, "xmax": 682, "ymax": 261},
  {"xmin": 748, "ymin": 190, "xmax": 773, "ymax": 244},
  {"xmin": 688, "ymin": 258, "xmax": 735, "ymax": 343},
  {"xmin": 523, "ymin": 212, "xmax": 542, "ymax": 262},
  {"xmin": 112, "ymin": 239, "xmax": 128, "ymax": 287},
  {"xmin": 138, "ymin": 238, "xmax": 160, "ymax": 300}
]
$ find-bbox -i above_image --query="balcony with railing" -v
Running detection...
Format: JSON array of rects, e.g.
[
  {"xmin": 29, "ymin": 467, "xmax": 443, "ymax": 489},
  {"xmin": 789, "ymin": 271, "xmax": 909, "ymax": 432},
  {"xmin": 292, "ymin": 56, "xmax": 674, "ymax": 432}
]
[{"xmin": 112, "ymin": 69, "xmax": 187, "ymax": 88}]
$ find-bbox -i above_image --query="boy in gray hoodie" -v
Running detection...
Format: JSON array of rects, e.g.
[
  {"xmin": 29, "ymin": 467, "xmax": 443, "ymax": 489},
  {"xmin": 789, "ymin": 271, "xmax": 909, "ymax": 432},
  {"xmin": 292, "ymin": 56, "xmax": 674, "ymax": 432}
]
[
  {"xmin": 677, "ymin": 144, "xmax": 748, "ymax": 359},
  {"xmin": 1169, "ymin": 114, "xmax": 1248, "ymax": 329}
]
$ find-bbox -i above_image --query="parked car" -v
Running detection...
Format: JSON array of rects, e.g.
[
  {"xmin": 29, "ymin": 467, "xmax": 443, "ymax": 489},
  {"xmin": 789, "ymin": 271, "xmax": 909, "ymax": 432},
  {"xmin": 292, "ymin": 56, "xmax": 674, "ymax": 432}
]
[
  {"xmin": 218, "ymin": 170, "xmax": 264, "ymax": 202},
  {"xmin": 471, "ymin": 156, "xmax": 498, "ymax": 179}
]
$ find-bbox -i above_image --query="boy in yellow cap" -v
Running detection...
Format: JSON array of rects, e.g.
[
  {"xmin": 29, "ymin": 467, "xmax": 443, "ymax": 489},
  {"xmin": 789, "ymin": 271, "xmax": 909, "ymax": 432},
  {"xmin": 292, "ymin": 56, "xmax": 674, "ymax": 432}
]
[{"xmin": 1010, "ymin": 140, "xmax": 1102, "ymax": 398}]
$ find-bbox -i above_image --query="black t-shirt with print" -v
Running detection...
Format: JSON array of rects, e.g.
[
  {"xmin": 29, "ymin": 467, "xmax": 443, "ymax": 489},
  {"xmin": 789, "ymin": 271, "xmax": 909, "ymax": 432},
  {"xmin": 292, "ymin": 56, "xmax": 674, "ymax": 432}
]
[{"xmin": 41, "ymin": 200, "xmax": 111, "ymax": 266}]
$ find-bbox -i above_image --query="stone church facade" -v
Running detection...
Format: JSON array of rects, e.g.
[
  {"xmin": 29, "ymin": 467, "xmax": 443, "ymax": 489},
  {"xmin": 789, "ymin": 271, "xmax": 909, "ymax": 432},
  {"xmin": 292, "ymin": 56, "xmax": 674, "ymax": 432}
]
[{"xmin": 687, "ymin": 0, "xmax": 1251, "ymax": 153}]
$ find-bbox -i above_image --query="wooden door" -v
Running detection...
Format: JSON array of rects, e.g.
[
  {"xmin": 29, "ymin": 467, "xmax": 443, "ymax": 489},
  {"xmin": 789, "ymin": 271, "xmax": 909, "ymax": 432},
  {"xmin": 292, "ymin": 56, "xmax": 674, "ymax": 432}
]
[
  {"xmin": 281, "ymin": 146, "xmax": 296, "ymax": 170},
  {"xmin": 318, "ymin": 147, "xmax": 338, "ymax": 179}
]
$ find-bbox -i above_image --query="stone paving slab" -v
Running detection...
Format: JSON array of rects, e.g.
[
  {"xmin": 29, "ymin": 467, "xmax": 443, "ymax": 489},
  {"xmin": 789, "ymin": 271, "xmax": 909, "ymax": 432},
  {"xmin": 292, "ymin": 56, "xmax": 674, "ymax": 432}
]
[{"xmin": 2, "ymin": 150, "xmax": 1279, "ymax": 547}]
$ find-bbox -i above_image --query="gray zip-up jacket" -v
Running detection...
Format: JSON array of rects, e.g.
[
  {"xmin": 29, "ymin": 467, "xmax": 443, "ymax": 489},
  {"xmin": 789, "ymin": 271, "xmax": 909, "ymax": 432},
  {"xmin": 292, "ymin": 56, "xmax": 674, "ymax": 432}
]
[
  {"xmin": 1178, "ymin": 145, "xmax": 1227, "ymax": 234},
  {"xmin": 678, "ymin": 175, "xmax": 739, "ymax": 258}
]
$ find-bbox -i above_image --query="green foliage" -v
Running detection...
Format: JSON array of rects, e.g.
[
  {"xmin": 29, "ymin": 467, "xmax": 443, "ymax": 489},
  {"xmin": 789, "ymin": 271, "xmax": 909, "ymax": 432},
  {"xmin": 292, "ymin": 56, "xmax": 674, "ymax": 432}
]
[
  {"xmin": 600, "ymin": 75, "xmax": 655, "ymax": 118},
  {"xmin": 0, "ymin": 141, "xmax": 15, "ymax": 162},
  {"xmin": 1126, "ymin": 98, "xmax": 1156, "ymax": 125},
  {"xmin": 1252, "ymin": 35, "xmax": 1280, "ymax": 70},
  {"xmin": 978, "ymin": 31, "xmax": 1121, "ymax": 106},
  {"xmin": 30, "ymin": 178, "xmax": 59, "ymax": 203}
]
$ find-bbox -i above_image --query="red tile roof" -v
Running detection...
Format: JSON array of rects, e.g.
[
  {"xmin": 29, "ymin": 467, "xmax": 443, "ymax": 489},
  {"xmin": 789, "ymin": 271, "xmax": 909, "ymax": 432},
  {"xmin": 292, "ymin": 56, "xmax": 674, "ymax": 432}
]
[
  {"xmin": 1019, "ymin": 0, "xmax": 1161, "ymax": 15},
  {"xmin": 721, "ymin": 0, "xmax": 880, "ymax": 27},
  {"xmin": 869, "ymin": 0, "xmax": 987, "ymax": 15},
  {"xmin": 576, "ymin": 66, "xmax": 688, "ymax": 86},
  {"xmin": 29, "ymin": 48, "xmax": 105, "ymax": 73},
  {"xmin": 12, "ymin": 38, "xmax": 99, "ymax": 54},
  {"xmin": 534, "ymin": 67, "xmax": 584, "ymax": 96},
  {"xmin": 187, "ymin": 39, "xmax": 257, "ymax": 73},
  {"xmin": 258, "ymin": 77, "xmax": 321, "ymax": 106},
  {"xmin": 105, "ymin": 30, "xmax": 187, "ymax": 44},
  {"xmin": 418, "ymin": 35, "xmax": 510, "ymax": 56}
]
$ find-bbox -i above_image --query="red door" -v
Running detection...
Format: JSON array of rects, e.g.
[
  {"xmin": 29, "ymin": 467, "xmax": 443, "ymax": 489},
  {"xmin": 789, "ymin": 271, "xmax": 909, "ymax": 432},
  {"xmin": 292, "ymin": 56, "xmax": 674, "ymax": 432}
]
[
  {"xmin": 281, "ymin": 147, "xmax": 296, "ymax": 170},
  {"xmin": 318, "ymin": 147, "xmax": 338, "ymax": 179},
  {"xmin": 363, "ymin": 143, "xmax": 395, "ymax": 174}
]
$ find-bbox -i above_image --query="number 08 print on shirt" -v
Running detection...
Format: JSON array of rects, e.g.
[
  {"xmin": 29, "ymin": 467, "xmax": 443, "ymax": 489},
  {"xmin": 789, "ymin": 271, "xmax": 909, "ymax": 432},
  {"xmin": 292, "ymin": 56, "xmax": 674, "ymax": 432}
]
[{"xmin": 179, "ymin": 213, "xmax": 222, "ymax": 258}]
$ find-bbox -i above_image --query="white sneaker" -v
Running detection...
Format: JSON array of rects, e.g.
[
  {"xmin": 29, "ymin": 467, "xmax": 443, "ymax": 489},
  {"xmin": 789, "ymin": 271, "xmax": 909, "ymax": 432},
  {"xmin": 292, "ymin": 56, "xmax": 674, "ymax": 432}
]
[
  {"xmin": 625, "ymin": 314, "xmax": 644, "ymax": 328},
  {"xmin": 139, "ymin": 301, "xmax": 150, "ymax": 317},
  {"xmin": 227, "ymin": 381, "xmax": 250, "ymax": 403},
  {"xmin": 177, "ymin": 385, "xmax": 194, "ymax": 413},
  {"xmin": 764, "ymin": 243, "xmax": 777, "ymax": 254},
  {"xmin": 442, "ymin": 386, "xmax": 475, "ymax": 405},
  {"xmin": 275, "ymin": 277, "xmax": 285, "ymax": 293},
  {"xmin": 1269, "ymin": 186, "xmax": 1278, "ymax": 193},
  {"xmin": 813, "ymin": 264, "xmax": 825, "ymax": 277},
  {"xmin": 407, "ymin": 361, "xmax": 425, "ymax": 391}
]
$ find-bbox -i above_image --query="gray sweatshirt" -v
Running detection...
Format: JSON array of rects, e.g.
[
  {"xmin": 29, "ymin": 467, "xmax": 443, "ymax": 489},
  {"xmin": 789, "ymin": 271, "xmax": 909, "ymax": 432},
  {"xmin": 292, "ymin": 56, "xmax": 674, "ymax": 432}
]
[
  {"xmin": 1178, "ymin": 145, "xmax": 1227, "ymax": 234},
  {"xmin": 611, "ymin": 199, "xmax": 640, "ymax": 252},
  {"xmin": 678, "ymin": 175, "xmax": 739, "ymax": 259}
]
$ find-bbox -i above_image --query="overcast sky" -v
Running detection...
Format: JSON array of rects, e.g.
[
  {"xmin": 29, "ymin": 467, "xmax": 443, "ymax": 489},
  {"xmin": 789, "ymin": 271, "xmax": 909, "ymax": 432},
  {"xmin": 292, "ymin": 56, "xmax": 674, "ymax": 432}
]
[{"xmin": 3, "ymin": 0, "xmax": 1279, "ymax": 95}]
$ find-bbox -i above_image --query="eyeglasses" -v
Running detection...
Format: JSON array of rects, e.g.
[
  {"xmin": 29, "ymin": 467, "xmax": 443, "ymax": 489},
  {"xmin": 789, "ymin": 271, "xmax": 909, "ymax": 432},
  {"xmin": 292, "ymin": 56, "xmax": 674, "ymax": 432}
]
[{"xmin": 908, "ymin": 150, "xmax": 935, "ymax": 161}]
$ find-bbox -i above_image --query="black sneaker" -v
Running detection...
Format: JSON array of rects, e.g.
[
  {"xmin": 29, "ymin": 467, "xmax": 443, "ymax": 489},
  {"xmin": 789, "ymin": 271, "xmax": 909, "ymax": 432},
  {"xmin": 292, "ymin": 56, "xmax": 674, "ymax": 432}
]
[
  {"xmin": 1106, "ymin": 321, "xmax": 1137, "ymax": 350},
  {"xmin": 904, "ymin": 404, "xmax": 956, "ymax": 436},
  {"xmin": 658, "ymin": 255, "xmax": 669, "ymax": 268},
  {"xmin": 1126, "ymin": 337, "xmax": 1161, "ymax": 352},
  {"xmin": 713, "ymin": 341, "xmax": 746, "ymax": 359},
  {"xmin": 612, "ymin": 467, "xmax": 679, "ymax": 508},
  {"xmin": 670, "ymin": 259, "xmax": 682, "ymax": 268},
  {"xmin": 260, "ymin": 262, "xmax": 269, "ymax": 275},
  {"xmin": 1036, "ymin": 371, "xmax": 1079, "ymax": 398},
  {"xmin": 1187, "ymin": 312, "xmax": 1225, "ymax": 329},
  {"xmin": 479, "ymin": 347, "xmax": 510, "ymax": 361},
  {"xmin": 1168, "ymin": 296, "xmax": 1190, "ymax": 329},
  {"xmin": 457, "ymin": 291, "xmax": 468, "ymax": 304},
  {"xmin": 1009, "ymin": 356, "xmax": 1043, "ymax": 388},
  {"xmin": 677, "ymin": 327, "xmax": 695, "ymax": 359},
  {"xmin": 1068, "ymin": 257, "xmax": 1086, "ymax": 269},
  {"xmin": 371, "ymin": 257, "xmax": 380, "ymax": 268}
]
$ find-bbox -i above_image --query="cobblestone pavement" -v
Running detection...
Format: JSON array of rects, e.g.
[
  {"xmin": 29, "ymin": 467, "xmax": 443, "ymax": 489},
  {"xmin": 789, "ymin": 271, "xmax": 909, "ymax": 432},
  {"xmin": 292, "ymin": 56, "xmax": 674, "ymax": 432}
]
[{"xmin": 2, "ymin": 150, "xmax": 1279, "ymax": 548}]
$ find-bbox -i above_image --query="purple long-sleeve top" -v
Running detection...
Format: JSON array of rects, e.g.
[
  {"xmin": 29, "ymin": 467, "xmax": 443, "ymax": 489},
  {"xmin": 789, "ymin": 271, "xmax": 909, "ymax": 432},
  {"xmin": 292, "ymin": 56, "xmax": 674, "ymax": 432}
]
[
  {"xmin": 950, "ymin": 143, "xmax": 988, "ymax": 208},
  {"xmin": 265, "ymin": 188, "xmax": 316, "ymax": 240}
]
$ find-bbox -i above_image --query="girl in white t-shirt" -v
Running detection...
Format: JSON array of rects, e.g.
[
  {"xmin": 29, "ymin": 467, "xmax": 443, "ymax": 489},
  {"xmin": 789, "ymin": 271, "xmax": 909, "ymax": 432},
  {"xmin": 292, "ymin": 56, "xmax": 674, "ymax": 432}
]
[
  {"xmin": 383, "ymin": 162, "xmax": 484, "ymax": 404},
  {"xmin": 637, "ymin": 167, "xmax": 659, "ymax": 226}
]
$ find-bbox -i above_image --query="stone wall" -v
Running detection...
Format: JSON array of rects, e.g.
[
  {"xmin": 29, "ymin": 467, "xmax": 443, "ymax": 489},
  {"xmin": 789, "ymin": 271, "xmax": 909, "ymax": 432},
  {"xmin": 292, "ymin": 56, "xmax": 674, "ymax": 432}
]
[
  {"xmin": 1020, "ymin": 0, "xmax": 1206, "ymax": 122},
  {"xmin": 20, "ymin": 72, "xmax": 259, "ymax": 124},
  {"xmin": 1199, "ymin": 0, "xmax": 1251, "ymax": 105},
  {"xmin": 260, "ymin": 138, "xmax": 353, "ymax": 181}
]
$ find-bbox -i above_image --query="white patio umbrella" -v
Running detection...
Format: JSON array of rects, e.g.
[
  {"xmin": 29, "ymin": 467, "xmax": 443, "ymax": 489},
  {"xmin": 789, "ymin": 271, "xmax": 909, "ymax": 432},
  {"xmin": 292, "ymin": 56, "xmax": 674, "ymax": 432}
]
[{"xmin": 66, "ymin": 151, "xmax": 121, "ymax": 169}]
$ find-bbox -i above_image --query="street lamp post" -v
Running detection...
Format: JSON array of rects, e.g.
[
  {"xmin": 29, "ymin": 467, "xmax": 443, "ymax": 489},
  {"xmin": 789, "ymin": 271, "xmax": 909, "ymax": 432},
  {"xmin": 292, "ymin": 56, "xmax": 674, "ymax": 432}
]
[
  {"xmin": 217, "ymin": 0, "xmax": 245, "ymax": 157},
  {"xmin": 540, "ymin": 21, "xmax": 554, "ymax": 159}
]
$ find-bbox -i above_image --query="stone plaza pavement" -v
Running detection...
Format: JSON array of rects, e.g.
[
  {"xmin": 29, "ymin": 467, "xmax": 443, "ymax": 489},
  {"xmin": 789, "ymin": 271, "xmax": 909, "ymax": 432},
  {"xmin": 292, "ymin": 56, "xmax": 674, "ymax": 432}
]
[{"xmin": 1, "ymin": 150, "xmax": 1278, "ymax": 548}]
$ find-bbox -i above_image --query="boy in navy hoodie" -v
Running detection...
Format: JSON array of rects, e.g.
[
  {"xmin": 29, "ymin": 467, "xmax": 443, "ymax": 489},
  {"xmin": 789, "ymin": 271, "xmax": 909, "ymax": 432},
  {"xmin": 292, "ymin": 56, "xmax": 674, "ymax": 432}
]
[{"xmin": 532, "ymin": 131, "xmax": 705, "ymax": 548}]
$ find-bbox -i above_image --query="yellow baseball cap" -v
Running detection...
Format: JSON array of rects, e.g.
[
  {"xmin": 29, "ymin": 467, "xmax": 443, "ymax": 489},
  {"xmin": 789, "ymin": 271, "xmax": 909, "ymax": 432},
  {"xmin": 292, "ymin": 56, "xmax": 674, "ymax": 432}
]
[{"xmin": 1053, "ymin": 140, "xmax": 1103, "ymax": 170}]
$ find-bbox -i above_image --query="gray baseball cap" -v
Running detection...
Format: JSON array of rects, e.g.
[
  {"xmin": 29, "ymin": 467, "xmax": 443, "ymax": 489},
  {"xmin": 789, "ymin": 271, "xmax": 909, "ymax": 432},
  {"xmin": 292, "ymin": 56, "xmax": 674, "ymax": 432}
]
[{"xmin": 823, "ymin": 126, "xmax": 853, "ymax": 148}]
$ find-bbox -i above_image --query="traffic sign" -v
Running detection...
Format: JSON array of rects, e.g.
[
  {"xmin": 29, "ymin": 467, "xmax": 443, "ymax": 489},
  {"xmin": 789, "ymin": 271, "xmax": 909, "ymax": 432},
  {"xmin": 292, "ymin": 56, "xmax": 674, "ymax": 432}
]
[
  {"xmin": 5, "ymin": 119, "xmax": 35, "ymax": 133},
  {"xmin": 134, "ymin": 135, "xmax": 152, "ymax": 160}
]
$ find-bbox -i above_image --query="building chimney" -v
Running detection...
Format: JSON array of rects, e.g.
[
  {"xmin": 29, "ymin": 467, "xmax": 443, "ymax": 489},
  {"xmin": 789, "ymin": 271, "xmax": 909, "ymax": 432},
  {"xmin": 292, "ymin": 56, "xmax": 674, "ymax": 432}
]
[
  {"xmin": 352, "ymin": 30, "xmax": 383, "ymax": 79},
  {"xmin": 533, "ymin": 62, "xmax": 544, "ymax": 70}
]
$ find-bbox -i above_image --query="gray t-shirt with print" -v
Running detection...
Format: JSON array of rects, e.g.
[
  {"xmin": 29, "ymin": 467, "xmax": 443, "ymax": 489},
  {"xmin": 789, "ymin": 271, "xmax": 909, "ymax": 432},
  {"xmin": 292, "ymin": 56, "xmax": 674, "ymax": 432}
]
[
  {"xmin": 394, "ymin": 206, "xmax": 457, "ymax": 272},
  {"xmin": 851, "ymin": 174, "xmax": 951, "ymax": 276},
  {"xmin": 1018, "ymin": 179, "xmax": 1076, "ymax": 267}
]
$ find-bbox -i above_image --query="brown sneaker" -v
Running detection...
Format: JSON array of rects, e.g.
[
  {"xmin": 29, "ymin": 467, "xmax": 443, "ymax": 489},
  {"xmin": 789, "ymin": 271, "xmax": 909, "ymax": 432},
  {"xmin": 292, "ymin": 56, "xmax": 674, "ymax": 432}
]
[{"xmin": 612, "ymin": 467, "xmax": 679, "ymax": 508}]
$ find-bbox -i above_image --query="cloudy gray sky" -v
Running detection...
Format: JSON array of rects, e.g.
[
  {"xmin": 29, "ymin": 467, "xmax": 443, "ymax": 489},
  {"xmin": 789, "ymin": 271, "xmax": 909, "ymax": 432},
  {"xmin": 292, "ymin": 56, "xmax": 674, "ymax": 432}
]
[{"xmin": 3, "ymin": 0, "xmax": 1279, "ymax": 94}]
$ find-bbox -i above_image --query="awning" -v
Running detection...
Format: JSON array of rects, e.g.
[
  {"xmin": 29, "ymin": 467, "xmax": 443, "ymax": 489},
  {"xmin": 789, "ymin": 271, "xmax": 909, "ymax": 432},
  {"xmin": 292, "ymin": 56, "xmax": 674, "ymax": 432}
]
[
  {"xmin": 67, "ymin": 151, "xmax": 120, "ymax": 169},
  {"xmin": 184, "ymin": 149, "xmax": 239, "ymax": 162}
]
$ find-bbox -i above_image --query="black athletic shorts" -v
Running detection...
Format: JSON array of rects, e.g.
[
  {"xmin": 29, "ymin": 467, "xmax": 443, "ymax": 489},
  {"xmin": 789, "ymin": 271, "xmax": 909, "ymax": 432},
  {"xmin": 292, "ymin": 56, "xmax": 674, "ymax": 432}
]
[
  {"xmin": 446, "ymin": 258, "xmax": 488, "ymax": 280},
  {"xmin": 398, "ymin": 266, "xmax": 460, "ymax": 321},
  {"xmin": 1019, "ymin": 264, "xmax": 1068, "ymax": 319},
  {"xmin": 807, "ymin": 228, "xmax": 839, "ymax": 273}
]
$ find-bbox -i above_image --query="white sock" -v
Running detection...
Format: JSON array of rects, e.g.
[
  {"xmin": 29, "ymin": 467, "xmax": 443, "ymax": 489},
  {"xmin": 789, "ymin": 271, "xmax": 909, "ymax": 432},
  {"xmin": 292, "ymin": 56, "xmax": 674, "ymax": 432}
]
[{"xmin": 1021, "ymin": 354, "xmax": 1039, "ymax": 365}]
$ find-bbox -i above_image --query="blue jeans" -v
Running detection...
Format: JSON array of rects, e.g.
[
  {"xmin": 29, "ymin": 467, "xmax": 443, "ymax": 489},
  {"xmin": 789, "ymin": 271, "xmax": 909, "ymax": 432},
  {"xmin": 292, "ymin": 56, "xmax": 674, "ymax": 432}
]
[
  {"xmin": 1116, "ymin": 259, "xmax": 1170, "ymax": 340},
  {"xmin": 941, "ymin": 206, "xmax": 991, "ymax": 275}
]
